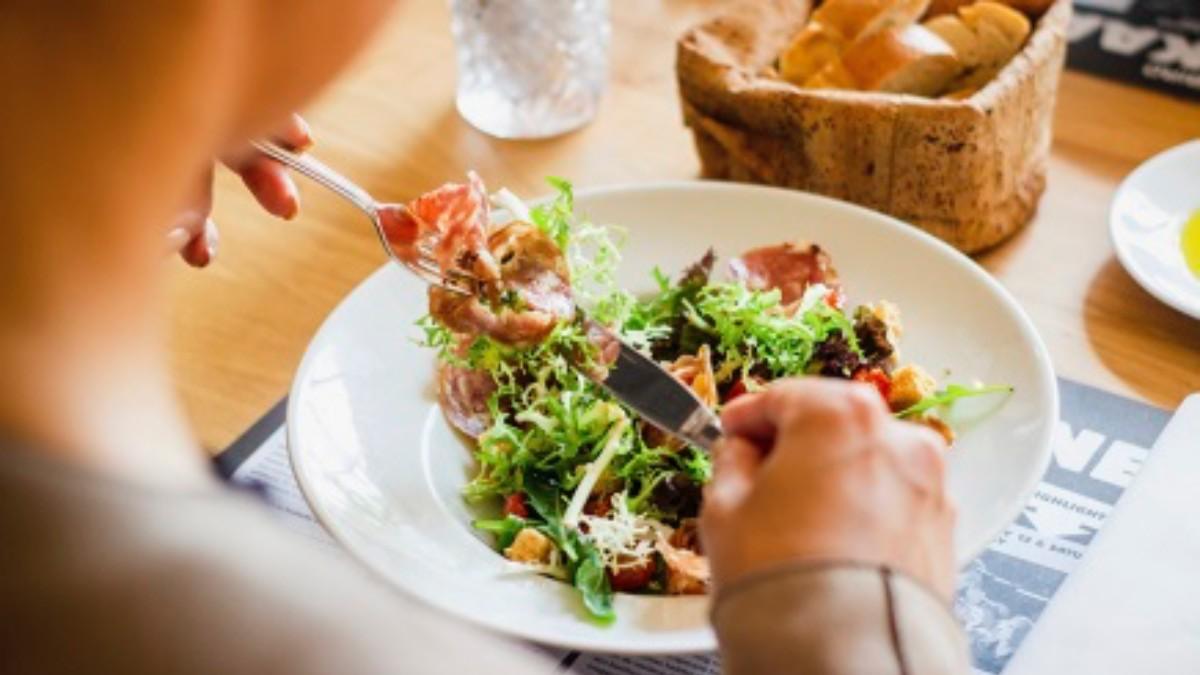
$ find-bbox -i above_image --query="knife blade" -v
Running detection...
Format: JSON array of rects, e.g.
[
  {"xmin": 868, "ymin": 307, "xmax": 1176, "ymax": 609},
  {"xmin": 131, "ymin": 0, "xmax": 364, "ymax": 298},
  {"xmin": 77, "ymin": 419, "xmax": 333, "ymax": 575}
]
[{"xmin": 594, "ymin": 340, "xmax": 723, "ymax": 452}]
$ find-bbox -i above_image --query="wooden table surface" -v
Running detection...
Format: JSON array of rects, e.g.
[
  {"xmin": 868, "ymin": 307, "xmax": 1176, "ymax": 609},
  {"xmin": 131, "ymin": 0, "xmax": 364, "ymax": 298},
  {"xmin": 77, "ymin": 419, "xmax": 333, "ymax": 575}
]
[{"xmin": 168, "ymin": 1, "xmax": 1200, "ymax": 455}]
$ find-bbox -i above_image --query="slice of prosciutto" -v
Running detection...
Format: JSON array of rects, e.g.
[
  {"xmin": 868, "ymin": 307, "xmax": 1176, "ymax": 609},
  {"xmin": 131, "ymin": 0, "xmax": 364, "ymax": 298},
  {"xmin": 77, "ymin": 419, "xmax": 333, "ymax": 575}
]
[
  {"xmin": 437, "ymin": 361, "xmax": 496, "ymax": 438},
  {"xmin": 381, "ymin": 171, "xmax": 501, "ymax": 282},
  {"xmin": 728, "ymin": 241, "xmax": 840, "ymax": 305},
  {"xmin": 429, "ymin": 222, "xmax": 575, "ymax": 346}
]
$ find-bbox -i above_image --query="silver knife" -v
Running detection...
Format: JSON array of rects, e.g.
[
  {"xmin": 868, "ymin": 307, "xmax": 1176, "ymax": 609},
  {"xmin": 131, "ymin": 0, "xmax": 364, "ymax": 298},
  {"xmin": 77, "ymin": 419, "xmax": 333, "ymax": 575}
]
[{"xmin": 593, "ymin": 338, "xmax": 724, "ymax": 453}]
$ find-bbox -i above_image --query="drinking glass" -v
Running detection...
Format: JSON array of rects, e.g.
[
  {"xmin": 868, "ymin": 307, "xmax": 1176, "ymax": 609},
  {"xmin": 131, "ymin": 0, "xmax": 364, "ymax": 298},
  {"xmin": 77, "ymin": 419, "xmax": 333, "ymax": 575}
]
[{"xmin": 449, "ymin": 0, "xmax": 611, "ymax": 139}]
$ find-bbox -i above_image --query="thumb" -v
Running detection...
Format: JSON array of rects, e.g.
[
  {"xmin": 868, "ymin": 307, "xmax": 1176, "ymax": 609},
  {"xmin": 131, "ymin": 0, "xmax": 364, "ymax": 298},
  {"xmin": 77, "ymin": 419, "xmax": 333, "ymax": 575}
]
[{"xmin": 704, "ymin": 436, "xmax": 762, "ymax": 517}]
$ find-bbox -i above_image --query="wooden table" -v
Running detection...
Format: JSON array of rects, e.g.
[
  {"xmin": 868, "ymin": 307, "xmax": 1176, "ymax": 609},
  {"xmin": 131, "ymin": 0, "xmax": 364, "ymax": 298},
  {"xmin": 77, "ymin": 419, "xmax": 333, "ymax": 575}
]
[{"xmin": 168, "ymin": 1, "xmax": 1200, "ymax": 454}]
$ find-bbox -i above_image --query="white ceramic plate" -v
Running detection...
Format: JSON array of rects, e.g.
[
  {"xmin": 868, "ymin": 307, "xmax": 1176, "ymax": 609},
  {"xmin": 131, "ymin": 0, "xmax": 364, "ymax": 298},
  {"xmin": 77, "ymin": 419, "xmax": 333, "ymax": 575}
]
[
  {"xmin": 1110, "ymin": 139, "xmax": 1200, "ymax": 320},
  {"xmin": 287, "ymin": 182, "xmax": 1057, "ymax": 654}
]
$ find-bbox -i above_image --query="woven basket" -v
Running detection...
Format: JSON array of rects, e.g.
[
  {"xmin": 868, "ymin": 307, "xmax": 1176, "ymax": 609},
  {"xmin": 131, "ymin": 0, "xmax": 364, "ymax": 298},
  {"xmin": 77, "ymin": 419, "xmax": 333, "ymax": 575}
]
[{"xmin": 676, "ymin": 0, "xmax": 1072, "ymax": 253}]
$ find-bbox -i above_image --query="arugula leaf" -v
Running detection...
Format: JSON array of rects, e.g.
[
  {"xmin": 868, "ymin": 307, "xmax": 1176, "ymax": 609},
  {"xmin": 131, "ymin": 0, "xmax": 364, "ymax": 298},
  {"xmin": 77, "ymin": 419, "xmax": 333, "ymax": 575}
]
[
  {"xmin": 473, "ymin": 515, "xmax": 527, "ymax": 550},
  {"xmin": 521, "ymin": 473, "xmax": 614, "ymax": 621},
  {"xmin": 898, "ymin": 384, "xmax": 1014, "ymax": 418},
  {"xmin": 573, "ymin": 541, "xmax": 615, "ymax": 622}
]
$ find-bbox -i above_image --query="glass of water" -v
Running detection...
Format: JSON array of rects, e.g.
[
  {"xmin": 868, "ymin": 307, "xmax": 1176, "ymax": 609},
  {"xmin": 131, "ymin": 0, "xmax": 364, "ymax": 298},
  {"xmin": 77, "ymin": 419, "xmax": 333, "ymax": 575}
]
[{"xmin": 449, "ymin": 0, "xmax": 611, "ymax": 140}]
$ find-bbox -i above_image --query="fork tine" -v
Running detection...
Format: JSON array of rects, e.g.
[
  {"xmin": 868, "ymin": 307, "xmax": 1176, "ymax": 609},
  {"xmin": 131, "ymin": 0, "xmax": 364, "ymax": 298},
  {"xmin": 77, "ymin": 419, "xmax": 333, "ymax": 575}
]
[
  {"xmin": 402, "ymin": 259, "xmax": 472, "ymax": 296},
  {"xmin": 408, "ymin": 257, "xmax": 477, "ymax": 296},
  {"xmin": 411, "ymin": 248, "xmax": 478, "ymax": 285}
]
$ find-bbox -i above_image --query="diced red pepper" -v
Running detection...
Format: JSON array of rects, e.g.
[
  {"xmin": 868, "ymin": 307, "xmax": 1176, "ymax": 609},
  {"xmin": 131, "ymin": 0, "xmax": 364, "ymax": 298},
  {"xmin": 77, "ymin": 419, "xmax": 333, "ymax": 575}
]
[
  {"xmin": 608, "ymin": 556, "xmax": 657, "ymax": 592},
  {"xmin": 824, "ymin": 288, "xmax": 845, "ymax": 309},
  {"xmin": 503, "ymin": 492, "xmax": 529, "ymax": 519},
  {"xmin": 852, "ymin": 367, "xmax": 892, "ymax": 403},
  {"xmin": 725, "ymin": 375, "xmax": 764, "ymax": 403}
]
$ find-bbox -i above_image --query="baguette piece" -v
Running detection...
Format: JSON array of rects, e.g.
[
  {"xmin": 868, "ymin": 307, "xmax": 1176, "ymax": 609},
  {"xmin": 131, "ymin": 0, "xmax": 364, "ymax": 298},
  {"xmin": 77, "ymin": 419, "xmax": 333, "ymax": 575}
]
[
  {"xmin": 837, "ymin": 24, "xmax": 962, "ymax": 95},
  {"xmin": 924, "ymin": 1, "xmax": 1030, "ymax": 89},
  {"xmin": 780, "ymin": 23, "xmax": 847, "ymax": 85},
  {"xmin": 925, "ymin": 0, "xmax": 973, "ymax": 17},
  {"xmin": 812, "ymin": 0, "xmax": 932, "ymax": 43},
  {"xmin": 927, "ymin": 0, "xmax": 1056, "ymax": 18},
  {"xmin": 779, "ymin": 0, "xmax": 931, "ymax": 84}
]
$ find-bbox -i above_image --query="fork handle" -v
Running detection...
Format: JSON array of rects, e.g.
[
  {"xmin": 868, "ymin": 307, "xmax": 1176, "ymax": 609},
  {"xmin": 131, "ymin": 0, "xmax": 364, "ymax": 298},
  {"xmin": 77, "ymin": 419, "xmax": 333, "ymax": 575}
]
[{"xmin": 251, "ymin": 141, "xmax": 379, "ymax": 218}]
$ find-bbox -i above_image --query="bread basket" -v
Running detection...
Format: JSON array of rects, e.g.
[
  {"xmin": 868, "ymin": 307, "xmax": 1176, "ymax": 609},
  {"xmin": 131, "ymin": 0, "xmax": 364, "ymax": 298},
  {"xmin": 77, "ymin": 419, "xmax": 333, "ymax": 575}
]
[{"xmin": 676, "ymin": 0, "xmax": 1072, "ymax": 253}]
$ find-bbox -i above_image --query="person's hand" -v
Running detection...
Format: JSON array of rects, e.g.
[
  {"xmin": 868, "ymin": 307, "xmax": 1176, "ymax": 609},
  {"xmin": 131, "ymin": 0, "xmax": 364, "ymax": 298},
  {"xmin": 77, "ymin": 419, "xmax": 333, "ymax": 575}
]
[
  {"xmin": 701, "ymin": 378, "xmax": 956, "ymax": 600},
  {"xmin": 165, "ymin": 114, "xmax": 313, "ymax": 267}
]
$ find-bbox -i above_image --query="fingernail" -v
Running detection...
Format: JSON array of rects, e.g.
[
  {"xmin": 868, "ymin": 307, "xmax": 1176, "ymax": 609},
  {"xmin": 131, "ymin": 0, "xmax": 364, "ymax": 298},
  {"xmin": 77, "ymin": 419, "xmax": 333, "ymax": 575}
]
[
  {"xmin": 204, "ymin": 218, "xmax": 219, "ymax": 261},
  {"xmin": 292, "ymin": 114, "xmax": 314, "ymax": 151},
  {"xmin": 165, "ymin": 227, "xmax": 191, "ymax": 253},
  {"xmin": 284, "ymin": 185, "xmax": 300, "ymax": 220}
]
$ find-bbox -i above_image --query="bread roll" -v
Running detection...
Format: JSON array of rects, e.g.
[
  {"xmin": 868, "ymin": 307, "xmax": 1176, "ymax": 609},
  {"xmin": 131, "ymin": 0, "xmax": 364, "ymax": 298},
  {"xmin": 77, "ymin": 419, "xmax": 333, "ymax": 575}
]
[
  {"xmin": 962, "ymin": 1, "xmax": 1031, "ymax": 45},
  {"xmin": 812, "ymin": 0, "xmax": 932, "ymax": 43},
  {"xmin": 926, "ymin": 0, "xmax": 1055, "ymax": 19},
  {"xmin": 924, "ymin": 1, "xmax": 1030, "ymax": 89},
  {"xmin": 999, "ymin": 0, "xmax": 1056, "ymax": 16},
  {"xmin": 839, "ymin": 24, "xmax": 961, "ymax": 95},
  {"xmin": 780, "ymin": 23, "xmax": 847, "ymax": 84},
  {"xmin": 925, "ymin": 0, "xmax": 972, "ymax": 17},
  {"xmin": 779, "ymin": 0, "xmax": 932, "ymax": 85},
  {"xmin": 803, "ymin": 58, "xmax": 857, "ymax": 89}
]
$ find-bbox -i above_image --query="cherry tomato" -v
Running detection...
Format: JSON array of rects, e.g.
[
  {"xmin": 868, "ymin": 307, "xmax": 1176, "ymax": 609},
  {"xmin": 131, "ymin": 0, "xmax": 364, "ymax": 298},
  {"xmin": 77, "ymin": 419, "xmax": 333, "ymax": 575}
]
[
  {"xmin": 608, "ymin": 556, "xmax": 656, "ymax": 592},
  {"xmin": 583, "ymin": 492, "xmax": 613, "ymax": 518},
  {"xmin": 852, "ymin": 367, "xmax": 892, "ymax": 403},
  {"xmin": 503, "ymin": 492, "xmax": 529, "ymax": 519}
]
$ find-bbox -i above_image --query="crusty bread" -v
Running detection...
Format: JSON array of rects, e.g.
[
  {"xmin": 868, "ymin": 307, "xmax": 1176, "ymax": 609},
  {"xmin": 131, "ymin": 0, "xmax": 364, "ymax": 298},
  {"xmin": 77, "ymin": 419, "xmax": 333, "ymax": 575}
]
[
  {"xmin": 963, "ymin": 1, "xmax": 1031, "ymax": 44},
  {"xmin": 999, "ymin": 0, "xmax": 1057, "ymax": 16},
  {"xmin": 675, "ymin": 0, "xmax": 1073, "ymax": 253},
  {"xmin": 926, "ymin": 0, "xmax": 1055, "ymax": 18},
  {"xmin": 779, "ymin": 0, "xmax": 931, "ymax": 85},
  {"xmin": 925, "ymin": 0, "xmax": 973, "ymax": 17},
  {"xmin": 804, "ymin": 57, "xmax": 858, "ymax": 89},
  {"xmin": 925, "ymin": 2, "xmax": 1030, "ymax": 89},
  {"xmin": 838, "ymin": 25, "xmax": 961, "ymax": 94},
  {"xmin": 812, "ymin": 0, "xmax": 932, "ymax": 43},
  {"xmin": 780, "ymin": 23, "xmax": 847, "ymax": 84}
]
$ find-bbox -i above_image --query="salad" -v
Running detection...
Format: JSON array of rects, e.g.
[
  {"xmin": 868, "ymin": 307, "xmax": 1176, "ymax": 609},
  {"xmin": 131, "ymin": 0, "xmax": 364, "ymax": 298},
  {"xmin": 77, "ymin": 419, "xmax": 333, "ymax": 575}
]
[{"xmin": 403, "ymin": 174, "xmax": 1007, "ymax": 621}]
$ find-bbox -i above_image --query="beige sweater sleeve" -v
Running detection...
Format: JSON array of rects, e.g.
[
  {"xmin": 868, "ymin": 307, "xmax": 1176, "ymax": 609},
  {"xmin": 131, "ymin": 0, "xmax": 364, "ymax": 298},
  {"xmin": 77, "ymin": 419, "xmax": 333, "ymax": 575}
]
[{"xmin": 712, "ymin": 563, "xmax": 969, "ymax": 675}]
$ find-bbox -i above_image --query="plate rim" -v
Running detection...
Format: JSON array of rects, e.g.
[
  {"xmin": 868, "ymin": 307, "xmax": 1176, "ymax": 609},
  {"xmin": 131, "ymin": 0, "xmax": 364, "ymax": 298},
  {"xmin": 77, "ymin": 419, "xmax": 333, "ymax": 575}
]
[
  {"xmin": 1108, "ymin": 138, "xmax": 1200, "ymax": 320},
  {"xmin": 286, "ymin": 179, "xmax": 1058, "ymax": 652}
]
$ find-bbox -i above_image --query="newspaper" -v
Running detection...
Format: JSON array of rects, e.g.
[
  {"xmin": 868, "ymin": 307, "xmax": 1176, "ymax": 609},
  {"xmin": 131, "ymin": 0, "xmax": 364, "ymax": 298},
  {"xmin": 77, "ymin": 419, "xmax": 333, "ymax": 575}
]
[
  {"xmin": 1068, "ymin": 0, "xmax": 1200, "ymax": 100},
  {"xmin": 220, "ymin": 377, "xmax": 1169, "ymax": 674}
]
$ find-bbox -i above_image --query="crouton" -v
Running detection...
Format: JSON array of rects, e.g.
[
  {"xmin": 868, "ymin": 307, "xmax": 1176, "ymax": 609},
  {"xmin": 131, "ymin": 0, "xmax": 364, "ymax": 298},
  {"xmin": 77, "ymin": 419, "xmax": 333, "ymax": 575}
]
[
  {"xmin": 888, "ymin": 364, "xmax": 937, "ymax": 411},
  {"xmin": 504, "ymin": 528, "xmax": 553, "ymax": 564},
  {"xmin": 916, "ymin": 414, "xmax": 956, "ymax": 444},
  {"xmin": 656, "ymin": 538, "xmax": 710, "ymax": 595}
]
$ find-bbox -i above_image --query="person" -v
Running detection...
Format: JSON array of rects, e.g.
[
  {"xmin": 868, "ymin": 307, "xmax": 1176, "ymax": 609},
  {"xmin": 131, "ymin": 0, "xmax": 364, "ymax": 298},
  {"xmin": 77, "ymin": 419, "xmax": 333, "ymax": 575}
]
[{"xmin": 0, "ymin": 2, "xmax": 968, "ymax": 673}]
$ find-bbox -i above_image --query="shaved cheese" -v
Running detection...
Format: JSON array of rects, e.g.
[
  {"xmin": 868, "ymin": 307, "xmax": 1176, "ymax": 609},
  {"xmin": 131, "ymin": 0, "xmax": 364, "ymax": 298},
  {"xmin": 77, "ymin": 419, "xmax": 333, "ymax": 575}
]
[
  {"xmin": 492, "ymin": 188, "xmax": 532, "ymax": 223},
  {"xmin": 578, "ymin": 493, "xmax": 667, "ymax": 571},
  {"xmin": 797, "ymin": 283, "xmax": 832, "ymax": 314},
  {"xmin": 563, "ymin": 413, "xmax": 629, "ymax": 529}
]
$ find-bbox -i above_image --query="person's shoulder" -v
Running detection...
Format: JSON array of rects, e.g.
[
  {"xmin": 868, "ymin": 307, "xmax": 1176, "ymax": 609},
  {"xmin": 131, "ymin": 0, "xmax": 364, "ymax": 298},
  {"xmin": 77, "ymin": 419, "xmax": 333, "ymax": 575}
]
[{"xmin": 0, "ymin": 468, "xmax": 546, "ymax": 674}]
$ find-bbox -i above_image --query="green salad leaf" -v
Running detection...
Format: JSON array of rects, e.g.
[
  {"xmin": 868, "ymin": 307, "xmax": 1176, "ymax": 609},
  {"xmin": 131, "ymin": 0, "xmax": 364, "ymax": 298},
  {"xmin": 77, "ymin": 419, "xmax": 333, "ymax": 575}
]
[
  {"xmin": 472, "ymin": 515, "xmax": 527, "ymax": 550},
  {"xmin": 529, "ymin": 176, "xmax": 574, "ymax": 251},
  {"xmin": 573, "ymin": 544, "xmax": 615, "ymax": 621},
  {"xmin": 897, "ymin": 383, "xmax": 1015, "ymax": 418},
  {"xmin": 523, "ymin": 473, "xmax": 614, "ymax": 622}
]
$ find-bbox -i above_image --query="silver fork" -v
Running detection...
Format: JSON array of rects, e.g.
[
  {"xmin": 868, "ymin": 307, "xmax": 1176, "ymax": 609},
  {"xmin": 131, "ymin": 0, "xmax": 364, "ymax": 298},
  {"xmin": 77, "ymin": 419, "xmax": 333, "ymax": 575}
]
[{"xmin": 251, "ymin": 141, "xmax": 472, "ymax": 295}]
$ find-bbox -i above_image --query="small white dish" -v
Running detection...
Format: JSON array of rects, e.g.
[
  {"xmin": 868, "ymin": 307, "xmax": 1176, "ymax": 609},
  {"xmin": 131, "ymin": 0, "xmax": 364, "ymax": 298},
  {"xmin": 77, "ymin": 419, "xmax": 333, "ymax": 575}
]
[
  {"xmin": 287, "ymin": 182, "xmax": 1058, "ymax": 653},
  {"xmin": 1110, "ymin": 139, "xmax": 1200, "ymax": 320}
]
